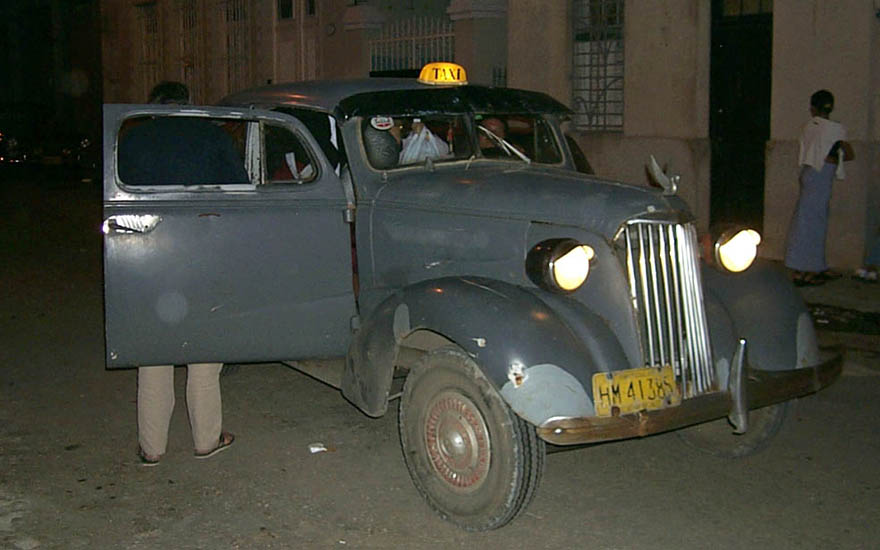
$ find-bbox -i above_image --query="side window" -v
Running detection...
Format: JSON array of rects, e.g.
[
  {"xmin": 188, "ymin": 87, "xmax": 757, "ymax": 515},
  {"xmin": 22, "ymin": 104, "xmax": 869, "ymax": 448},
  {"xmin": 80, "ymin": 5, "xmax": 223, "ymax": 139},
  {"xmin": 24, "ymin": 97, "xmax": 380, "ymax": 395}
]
[
  {"xmin": 117, "ymin": 116, "xmax": 250, "ymax": 187},
  {"xmin": 276, "ymin": 107, "xmax": 345, "ymax": 173},
  {"xmin": 476, "ymin": 115, "xmax": 562, "ymax": 164},
  {"xmin": 531, "ymin": 118, "xmax": 563, "ymax": 164},
  {"xmin": 264, "ymin": 123, "xmax": 316, "ymax": 184}
]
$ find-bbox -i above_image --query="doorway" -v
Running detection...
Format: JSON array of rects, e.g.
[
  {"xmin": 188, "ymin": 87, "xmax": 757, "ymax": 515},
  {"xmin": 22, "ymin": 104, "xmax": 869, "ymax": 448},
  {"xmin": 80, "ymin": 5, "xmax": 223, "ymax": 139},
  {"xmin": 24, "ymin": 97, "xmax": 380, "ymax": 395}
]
[{"xmin": 709, "ymin": 1, "xmax": 773, "ymax": 232}]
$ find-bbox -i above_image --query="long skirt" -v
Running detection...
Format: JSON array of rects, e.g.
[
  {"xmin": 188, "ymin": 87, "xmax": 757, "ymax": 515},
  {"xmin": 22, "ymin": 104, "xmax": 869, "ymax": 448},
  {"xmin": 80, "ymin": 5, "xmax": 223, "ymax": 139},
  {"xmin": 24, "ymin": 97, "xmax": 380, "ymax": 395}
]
[
  {"xmin": 784, "ymin": 162, "xmax": 836, "ymax": 272},
  {"xmin": 867, "ymin": 233, "xmax": 880, "ymax": 266}
]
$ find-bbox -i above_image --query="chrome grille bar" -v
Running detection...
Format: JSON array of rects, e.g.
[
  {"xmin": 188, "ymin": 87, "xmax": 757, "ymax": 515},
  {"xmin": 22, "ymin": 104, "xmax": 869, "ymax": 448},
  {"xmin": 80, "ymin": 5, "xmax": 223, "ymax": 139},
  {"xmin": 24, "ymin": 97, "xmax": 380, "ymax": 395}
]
[{"xmin": 622, "ymin": 221, "xmax": 714, "ymax": 397}]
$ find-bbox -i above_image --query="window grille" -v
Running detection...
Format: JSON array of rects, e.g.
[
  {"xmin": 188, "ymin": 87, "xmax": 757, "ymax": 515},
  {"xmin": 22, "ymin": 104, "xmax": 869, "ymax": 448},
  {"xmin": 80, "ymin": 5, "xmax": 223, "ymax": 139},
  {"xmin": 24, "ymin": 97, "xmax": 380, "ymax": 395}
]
[
  {"xmin": 277, "ymin": 0, "xmax": 294, "ymax": 20},
  {"xmin": 370, "ymin": 16, "xmax": 454, "ymax": 73},
  {"xmin": 225, "ymin": 0, "xmax": 252, "ymax": 94},
  {"xmin": 492, "ymin": 65, "xmax": 507, "ymax": 88},
  {"xmin": 136, "ymin": 2, "xmax": 161, "ymax": 101},
  {"xmin": 179, "ymin": 0, "xmax": 203, "ymax": 103},
  {"xmin": 572, "ymin": 0, "xmax": 624, "ymax": 131}
]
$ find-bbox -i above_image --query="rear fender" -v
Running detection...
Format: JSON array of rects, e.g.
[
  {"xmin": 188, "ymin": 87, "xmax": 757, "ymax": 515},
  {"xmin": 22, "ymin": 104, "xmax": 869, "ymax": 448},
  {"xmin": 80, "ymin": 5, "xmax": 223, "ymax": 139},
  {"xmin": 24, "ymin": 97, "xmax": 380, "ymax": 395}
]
[{"xmin": 341, "ymin": 277, "xmax": 630, "ymax": 424}]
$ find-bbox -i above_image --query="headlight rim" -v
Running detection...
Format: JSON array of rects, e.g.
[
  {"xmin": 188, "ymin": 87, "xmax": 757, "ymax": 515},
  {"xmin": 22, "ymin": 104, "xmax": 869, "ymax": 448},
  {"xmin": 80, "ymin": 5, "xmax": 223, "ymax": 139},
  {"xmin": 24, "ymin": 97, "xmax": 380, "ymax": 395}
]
[
  {"xmin": 712, "ymin": 226, "xmax": 761, "ymax": 273},
  {"xmin": 526, "ymin": 238, "xmax": 595, "ymax": 293}
]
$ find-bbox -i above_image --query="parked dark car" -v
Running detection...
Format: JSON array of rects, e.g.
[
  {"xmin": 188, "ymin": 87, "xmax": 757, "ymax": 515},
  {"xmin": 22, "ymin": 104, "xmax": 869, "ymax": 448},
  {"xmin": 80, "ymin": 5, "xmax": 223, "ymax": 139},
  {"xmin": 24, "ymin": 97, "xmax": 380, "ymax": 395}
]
[{"xmin": 102, "ymin": 63, "xmax": 840, "ymax": 530}]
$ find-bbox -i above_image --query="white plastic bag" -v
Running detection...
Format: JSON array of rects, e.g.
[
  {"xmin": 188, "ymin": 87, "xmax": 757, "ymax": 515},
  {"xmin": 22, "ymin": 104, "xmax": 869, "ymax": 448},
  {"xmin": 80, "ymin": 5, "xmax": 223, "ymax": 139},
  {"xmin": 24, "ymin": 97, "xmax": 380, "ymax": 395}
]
[
  {"xmin": 399, "ymin": 126, "xmax": 449, "ymax": 164},
  {"xmin": 835, "ymin": 147, "xmax": 846, "ymax": 180}
]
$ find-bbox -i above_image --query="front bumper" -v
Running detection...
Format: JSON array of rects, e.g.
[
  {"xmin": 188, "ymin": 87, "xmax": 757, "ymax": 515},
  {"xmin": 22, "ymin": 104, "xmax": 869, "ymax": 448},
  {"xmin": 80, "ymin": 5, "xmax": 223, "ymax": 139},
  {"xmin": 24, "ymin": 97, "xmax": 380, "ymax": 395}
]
[{"xmin": 536, "ymin": 350, "xmax": 842, "ymax": 446}]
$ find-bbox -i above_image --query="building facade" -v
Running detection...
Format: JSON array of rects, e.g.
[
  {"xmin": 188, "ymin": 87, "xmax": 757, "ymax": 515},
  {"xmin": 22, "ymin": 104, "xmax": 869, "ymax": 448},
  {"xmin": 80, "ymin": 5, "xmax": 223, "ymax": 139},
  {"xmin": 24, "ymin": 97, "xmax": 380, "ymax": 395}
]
[{"xmin": 100, "ymin": 0, "xmax": 879, "ymax": 268}]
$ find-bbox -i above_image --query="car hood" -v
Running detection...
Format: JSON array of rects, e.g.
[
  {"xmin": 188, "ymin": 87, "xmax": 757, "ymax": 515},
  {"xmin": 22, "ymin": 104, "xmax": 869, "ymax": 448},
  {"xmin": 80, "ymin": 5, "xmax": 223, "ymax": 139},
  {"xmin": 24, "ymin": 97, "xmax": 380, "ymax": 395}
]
[{"xmin": 371, "ymin": 163, "xmax": 691, "ymax": 239}]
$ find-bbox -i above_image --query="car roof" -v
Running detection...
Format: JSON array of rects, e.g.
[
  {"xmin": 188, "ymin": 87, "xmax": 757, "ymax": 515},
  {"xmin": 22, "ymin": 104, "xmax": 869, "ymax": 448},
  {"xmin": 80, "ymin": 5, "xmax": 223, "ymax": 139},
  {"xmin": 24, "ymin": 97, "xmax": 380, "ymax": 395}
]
[{"xmin": 221, "ymin": 78, "xmax": 572, "ymax": 119}]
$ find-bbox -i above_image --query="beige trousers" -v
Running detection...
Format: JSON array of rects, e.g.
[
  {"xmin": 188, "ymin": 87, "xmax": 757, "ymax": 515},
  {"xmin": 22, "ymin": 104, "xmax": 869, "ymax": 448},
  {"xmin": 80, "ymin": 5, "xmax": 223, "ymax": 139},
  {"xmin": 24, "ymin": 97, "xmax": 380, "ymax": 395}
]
[{"xmin": 137, "ymin": 363, "xmax": 223, "ymax": 457}]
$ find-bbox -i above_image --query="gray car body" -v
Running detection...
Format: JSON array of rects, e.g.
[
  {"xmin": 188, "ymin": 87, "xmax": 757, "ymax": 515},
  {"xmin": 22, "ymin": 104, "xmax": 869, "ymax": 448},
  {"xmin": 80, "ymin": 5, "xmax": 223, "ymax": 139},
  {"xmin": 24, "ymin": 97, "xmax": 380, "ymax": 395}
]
[{"xmin": 103, "ymin": 80, "xmax": 821, "ymax": 431}]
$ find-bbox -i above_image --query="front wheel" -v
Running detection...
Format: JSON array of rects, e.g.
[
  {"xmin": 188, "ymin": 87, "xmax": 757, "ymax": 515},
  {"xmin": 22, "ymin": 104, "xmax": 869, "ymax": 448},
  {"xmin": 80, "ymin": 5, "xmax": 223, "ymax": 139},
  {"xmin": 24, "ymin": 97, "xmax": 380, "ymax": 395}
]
[
  {"xmin": 676, "ymin": 401, "xmax": 790, "ymax": 458},
  {"xmin": 398, "ymin": 347, "xmax": 545, "ymax": 531}
]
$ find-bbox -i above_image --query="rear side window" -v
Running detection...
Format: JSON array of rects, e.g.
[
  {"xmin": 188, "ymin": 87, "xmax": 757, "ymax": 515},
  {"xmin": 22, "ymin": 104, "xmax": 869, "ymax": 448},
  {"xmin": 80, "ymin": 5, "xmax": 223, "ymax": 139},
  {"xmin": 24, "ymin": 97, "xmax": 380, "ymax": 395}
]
[
  {"xmin": 276, "ymin": 107, "xmax": 345, "ymax": 173},
  {"xmin": 264, "ymin": 123, "xmax": 317, "ymax": 183},
  {"xmin": 117, "ymin": 116, "xmax": 250, "ymax": 187}
]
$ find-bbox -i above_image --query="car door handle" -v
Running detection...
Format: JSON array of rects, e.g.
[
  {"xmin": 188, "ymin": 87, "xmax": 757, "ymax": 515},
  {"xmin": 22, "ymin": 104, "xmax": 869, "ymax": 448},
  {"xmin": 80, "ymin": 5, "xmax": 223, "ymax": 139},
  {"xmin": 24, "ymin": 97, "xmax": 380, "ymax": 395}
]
[{"xmin": 102, "ymin": 214, "xmax": 162, "ymax": 235}]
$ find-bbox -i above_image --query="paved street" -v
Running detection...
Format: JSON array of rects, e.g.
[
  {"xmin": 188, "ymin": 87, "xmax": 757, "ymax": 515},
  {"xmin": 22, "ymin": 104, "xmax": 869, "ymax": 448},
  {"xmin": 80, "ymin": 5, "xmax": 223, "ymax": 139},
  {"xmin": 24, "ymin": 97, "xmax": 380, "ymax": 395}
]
[{"xmin": 1, "ymin": 170, "xmax": 878, "ymax": 549}]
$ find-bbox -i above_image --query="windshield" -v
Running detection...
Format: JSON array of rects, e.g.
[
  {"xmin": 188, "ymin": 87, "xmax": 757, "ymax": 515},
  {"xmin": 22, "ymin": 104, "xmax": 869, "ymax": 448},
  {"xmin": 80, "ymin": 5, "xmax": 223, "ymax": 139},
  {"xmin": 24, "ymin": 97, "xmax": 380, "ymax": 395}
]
[{"xmin": 361, "ymin": 113, "xmax": 563, "ymax": 170}]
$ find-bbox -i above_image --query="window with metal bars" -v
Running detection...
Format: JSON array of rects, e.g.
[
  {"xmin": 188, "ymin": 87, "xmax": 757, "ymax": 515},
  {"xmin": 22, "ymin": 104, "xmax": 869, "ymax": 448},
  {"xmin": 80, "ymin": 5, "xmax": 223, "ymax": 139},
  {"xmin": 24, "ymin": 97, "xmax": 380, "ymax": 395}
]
[
  {"xmin": 572, "ymin": 0, "xmax": 624, "ymax": 131},
  {"xmin": 369, "ymin": 16, "xmax": 454, "ymax": 74},
  {"xmin": 135, "ymin": 2, "xmax": 161, "ymax": 101},
  {"xmin": 225, "ymin": 0, "xmax": 252, "ymax": 95},
  {"xmin": 277, "ymin": 0, "xmax": 294, "ymax": 20},
  {"xmin": 178, "ymin": 0, "xmax": 203, "ymax": 103}
]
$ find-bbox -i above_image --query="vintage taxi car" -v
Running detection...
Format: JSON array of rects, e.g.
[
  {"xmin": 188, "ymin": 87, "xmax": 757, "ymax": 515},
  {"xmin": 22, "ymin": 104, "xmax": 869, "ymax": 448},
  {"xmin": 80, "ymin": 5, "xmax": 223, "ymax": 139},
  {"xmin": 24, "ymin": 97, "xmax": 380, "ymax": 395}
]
[{"xmin": 103, "ymin": 63, "xmax": 840, "ymax": 530}]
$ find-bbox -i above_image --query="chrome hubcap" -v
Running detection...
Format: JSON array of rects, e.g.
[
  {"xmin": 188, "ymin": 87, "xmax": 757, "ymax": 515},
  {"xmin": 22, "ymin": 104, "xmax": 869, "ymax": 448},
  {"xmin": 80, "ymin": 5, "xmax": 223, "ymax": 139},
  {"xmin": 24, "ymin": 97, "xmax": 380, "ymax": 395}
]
[{"xmin": 424, "ymin": 391, "xmax": 490, "ymax": 491}]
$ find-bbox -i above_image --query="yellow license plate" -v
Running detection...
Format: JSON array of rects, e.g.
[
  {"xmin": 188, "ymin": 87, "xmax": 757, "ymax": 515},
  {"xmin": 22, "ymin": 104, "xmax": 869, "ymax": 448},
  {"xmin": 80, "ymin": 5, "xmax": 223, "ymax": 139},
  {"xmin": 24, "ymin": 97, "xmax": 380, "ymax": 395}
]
[{"xmin": 592, "ymin": 366, "xmax": 681, "ymax": 417}]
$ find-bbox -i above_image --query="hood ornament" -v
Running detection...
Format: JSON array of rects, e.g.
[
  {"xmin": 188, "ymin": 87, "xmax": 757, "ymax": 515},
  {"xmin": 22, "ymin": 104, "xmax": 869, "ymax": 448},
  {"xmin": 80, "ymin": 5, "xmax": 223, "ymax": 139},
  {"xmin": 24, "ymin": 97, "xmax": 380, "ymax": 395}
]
[{"xmin": 647, "ymin": 155, "xmax": 680, "ymax": 196}]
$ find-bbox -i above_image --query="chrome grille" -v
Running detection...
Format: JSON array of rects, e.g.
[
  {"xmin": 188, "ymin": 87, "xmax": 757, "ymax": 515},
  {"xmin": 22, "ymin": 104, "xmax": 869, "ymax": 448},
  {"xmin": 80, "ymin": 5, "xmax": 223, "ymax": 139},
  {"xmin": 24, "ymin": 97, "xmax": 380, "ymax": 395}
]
[{"xmin": 622, "ymin": 221, "xmax": 714, "ymax": 397}]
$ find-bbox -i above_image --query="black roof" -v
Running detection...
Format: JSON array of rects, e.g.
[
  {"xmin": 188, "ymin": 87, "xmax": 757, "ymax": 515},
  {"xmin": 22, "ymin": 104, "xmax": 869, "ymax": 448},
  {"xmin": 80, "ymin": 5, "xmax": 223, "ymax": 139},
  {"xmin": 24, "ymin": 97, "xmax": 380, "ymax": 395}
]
[{"xmin": 221, "ymin": 78, "xmax": 572, "ymax": 119}]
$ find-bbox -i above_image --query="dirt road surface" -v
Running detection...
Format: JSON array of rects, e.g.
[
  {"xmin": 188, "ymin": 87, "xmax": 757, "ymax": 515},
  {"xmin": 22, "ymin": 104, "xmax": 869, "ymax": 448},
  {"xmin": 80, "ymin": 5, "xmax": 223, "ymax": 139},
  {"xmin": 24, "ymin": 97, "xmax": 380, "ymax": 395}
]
[{"xmin": 1, "ymin": 174, "xmax": 878, "ymax": 549}]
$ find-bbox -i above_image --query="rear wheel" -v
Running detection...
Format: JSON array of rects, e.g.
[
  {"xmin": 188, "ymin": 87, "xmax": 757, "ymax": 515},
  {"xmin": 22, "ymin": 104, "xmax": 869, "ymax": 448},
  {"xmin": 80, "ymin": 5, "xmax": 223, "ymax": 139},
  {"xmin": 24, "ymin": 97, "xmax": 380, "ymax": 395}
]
[
  {"xmin": 398, "ymin": 347, "xmax": 544, "ymax": 531},
  {"xmin": 676, "ymin": 401, "xmax": 790, "ymax": 458}
]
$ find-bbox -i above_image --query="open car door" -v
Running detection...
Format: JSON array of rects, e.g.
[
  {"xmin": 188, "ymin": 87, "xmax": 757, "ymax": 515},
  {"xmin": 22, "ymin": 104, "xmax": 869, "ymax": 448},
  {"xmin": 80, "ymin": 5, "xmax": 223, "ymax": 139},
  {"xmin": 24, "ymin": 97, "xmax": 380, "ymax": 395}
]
[{"xmin": 102, "ymin": 104, "xmax": 356, "ymax": 368}]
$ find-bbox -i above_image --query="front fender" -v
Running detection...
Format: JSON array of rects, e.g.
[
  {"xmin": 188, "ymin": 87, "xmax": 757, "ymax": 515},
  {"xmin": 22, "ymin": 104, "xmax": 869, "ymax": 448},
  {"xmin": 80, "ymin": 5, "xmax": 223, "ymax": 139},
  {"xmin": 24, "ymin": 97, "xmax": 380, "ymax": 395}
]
[
  {"xmin": 341, "ymin": 277, "xmax": 631, "ymax": 423},
  {"xmin": 702, "ymin": 260, "xmax": 820, "ymax": 384}
]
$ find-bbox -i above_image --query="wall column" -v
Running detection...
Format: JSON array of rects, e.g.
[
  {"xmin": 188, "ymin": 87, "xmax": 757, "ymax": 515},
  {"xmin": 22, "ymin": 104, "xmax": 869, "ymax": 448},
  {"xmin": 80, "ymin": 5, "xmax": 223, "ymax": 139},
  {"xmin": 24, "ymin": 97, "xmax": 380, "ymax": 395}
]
[
  {"xmin": 506, "ymin": 0, "xmax": 569, "ymax": 103},
  {"xmin": 447, "ymin": 0, "xmax": 507, "ymax": 86},
  {"xmin": 338, "ymin": 4, "xmax": 385, "ymax": 78}
]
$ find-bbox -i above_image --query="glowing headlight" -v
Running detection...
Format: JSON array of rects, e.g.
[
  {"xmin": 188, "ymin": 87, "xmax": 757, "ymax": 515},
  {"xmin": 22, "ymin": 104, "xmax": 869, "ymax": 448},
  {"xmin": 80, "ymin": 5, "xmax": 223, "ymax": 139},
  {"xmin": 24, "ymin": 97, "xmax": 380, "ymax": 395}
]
[
  {"xmin": 715, "ymin": 229, "xmax": 761, "ymax": 273},
  {"xmin": 526, "ymin": 239, "xmax": 595, "ymax": 293}
]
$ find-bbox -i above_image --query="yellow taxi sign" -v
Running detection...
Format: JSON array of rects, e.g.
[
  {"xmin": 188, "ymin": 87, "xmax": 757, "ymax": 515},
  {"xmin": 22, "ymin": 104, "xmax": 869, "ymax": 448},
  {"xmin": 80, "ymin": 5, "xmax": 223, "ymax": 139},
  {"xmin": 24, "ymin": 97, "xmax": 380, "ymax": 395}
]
[{"xmin": 418, "ymin": 62, "xmax": 468, "ymax": 86}]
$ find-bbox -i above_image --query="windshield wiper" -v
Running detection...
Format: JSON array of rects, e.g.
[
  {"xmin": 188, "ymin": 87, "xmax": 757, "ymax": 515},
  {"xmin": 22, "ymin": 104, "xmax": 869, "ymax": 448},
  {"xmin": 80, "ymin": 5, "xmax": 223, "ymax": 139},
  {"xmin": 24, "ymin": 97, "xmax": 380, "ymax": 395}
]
[{"xmin": 478, "ymin": 125, "xmax": 531, "ymax": 164}]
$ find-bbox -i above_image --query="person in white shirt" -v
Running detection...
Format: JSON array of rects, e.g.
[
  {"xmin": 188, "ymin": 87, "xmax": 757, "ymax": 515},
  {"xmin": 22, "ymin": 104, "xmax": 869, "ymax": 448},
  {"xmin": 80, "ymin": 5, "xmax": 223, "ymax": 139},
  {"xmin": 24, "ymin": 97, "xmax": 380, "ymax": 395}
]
[{"xmin": 784, "ymin": 89, "xmax": 854, "ymax": 286}]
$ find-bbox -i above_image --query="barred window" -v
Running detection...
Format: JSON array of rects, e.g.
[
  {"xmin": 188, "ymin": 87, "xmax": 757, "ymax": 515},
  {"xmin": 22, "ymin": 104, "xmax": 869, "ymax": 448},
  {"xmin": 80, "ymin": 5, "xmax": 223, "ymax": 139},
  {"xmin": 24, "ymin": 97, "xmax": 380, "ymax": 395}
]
[
  {"xmin": 572, "ymin": 0, "xmax": 624, "ymax": 131},
  {"xmin": 178, "ymin": 0, "xmax": 203, "ymax": 103},
  {"xmin": 135, "ymin": 2, "xmax": 161, "ymax": 101},
  {"xmin": 370, "ymin": 16, "xmax": 454, "ymax": 74},
  {"xmin": 277, "ymin": 0, "xmax": 294, "ymax": 20},
  {"xmin": 225, "ymin": 0, "xmax": 252, "ymax": 94}
]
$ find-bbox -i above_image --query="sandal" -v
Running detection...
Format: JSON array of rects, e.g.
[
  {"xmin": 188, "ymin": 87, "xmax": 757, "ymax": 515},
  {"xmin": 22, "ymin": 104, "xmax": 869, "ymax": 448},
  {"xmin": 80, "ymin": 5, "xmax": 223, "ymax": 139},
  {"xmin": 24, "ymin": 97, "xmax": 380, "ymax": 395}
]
[
  {"xmin": 138, "ymin": 447, "xmax": 161, "ymax": 467},
  {"xmin": 792, "ymin": 271, "xmax": 826, "ymax": 287},
  {"xmin": 194, "ymin": 431, "xmax": 235, "ymax": 459},
  {"xmin": 854, "ymin": 268, "xmax": 878, "ymax": 283},
  {"xmin": 818, "ymin": 270, "xmax": 842, "ymax": 281}
]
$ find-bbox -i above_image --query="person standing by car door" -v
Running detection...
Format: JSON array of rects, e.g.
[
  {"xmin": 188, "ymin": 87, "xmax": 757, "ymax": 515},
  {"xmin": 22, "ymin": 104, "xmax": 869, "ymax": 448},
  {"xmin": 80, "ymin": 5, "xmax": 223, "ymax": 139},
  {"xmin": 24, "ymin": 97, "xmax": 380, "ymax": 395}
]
[
  {"xmin": 785, "ymin": 89, "xmax": 855, "ymax": 286},
  {"xmin": 119, "ymin": 81, "xmax": 239, "ymax": 465}
]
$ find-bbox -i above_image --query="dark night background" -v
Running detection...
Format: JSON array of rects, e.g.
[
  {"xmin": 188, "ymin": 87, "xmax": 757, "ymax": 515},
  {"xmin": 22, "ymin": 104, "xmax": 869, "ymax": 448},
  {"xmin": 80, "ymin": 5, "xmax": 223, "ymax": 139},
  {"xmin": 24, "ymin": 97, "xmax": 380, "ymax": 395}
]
[{"xmin": 0, "ymin": 0, "xmax": 101, "ymax": 165}]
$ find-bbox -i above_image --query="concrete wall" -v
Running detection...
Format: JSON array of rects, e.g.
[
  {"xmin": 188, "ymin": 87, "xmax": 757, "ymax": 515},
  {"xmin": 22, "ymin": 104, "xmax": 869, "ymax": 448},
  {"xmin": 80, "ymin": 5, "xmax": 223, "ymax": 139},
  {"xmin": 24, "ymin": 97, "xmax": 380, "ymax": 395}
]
[
  {"xmin": 507, "ymin": 0, "xmax": 569, "ymax": 103},
  {"xmin": 509, "ymin": 0, "xmax": 712, "ymax": 232},
  {"xmin": 765, "ymin": 1, "xmax": 879, "ymax": 268}
]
